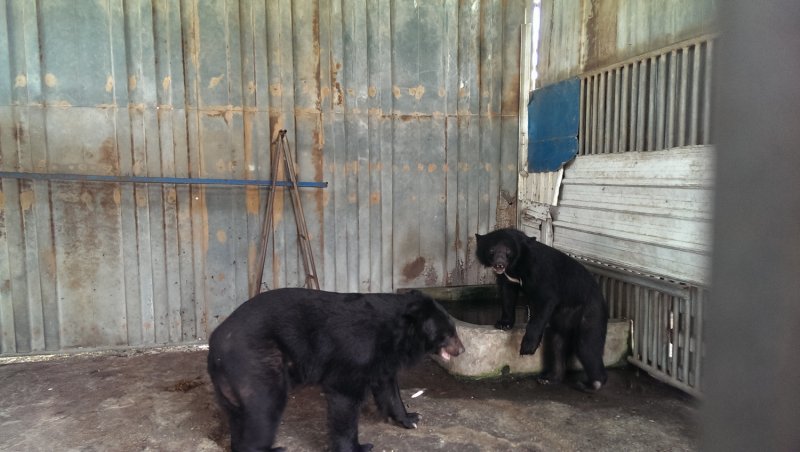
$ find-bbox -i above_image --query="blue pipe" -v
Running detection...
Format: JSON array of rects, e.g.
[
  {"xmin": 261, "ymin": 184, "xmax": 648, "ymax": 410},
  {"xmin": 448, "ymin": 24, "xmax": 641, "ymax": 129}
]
[{"xmin": 0, "ymin": 171, "xmax": 328, "ymax": 188}]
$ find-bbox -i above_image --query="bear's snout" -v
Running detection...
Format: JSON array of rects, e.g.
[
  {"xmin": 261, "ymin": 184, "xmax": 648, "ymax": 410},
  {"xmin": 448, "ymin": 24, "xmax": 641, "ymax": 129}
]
[{"xmin": 439, "ymin": 335, "xmax": 465, "ymax": 361}]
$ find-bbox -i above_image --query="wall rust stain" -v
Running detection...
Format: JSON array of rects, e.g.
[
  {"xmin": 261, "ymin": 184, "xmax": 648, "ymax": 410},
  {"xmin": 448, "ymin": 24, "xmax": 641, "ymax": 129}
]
[
  {"xmin": 408, "ymin": 85, "xmax": 425, "ymax": 100},
  {"xmin": 269, "ymin": 111, "xmax": 285, "ymax": 142},
  {"xmin": 402, "ymin": 256, "xmax": 426, "ymax": 281},
  {"xmin": 205, "ymin": 108, "xmax": 234, "ymax": 126},
  {"xmin": 331, "ymin": 62, "xmax": 343, "ymax": 106},
  {"xmin": 583, "ymin": 0, "xmax": 620, "ymax": 71},
  {"xmin": 19, "ymin": 190, "xmax": 35, "ymax": 212},
  {"xmin": 44, "ymin": 73, "xmax": 57, "ymax": 87},
  {"xmin": 312, "ymin": 125, "xmax": 326, "ymax": 242},
  {"xmin": 12, "ymin": 122, "xmax": 25, "ymax": 143},
  {"xmin": 243, "ymin": 110, "xmax": 254, "ymax": 178},
  {"xmin": 245, "ymin": 186, "xmax": 260, "ymax": 215},
  {"xmin": 369, "ymin": 192, "xmax": 381, "ymax": 205},
  {"xmin": 208, "ymin": 75, "xmax": 225, "ymax": 89},
  {"xmin": 99, "ymin": 137, "xmax": 119, "ymax": 174},
  {"xmin": 501, "ymin": 74, "xmax": 520, "ymax": 114},
  {"xmin": 424, "ymin": 265, "xmax": 439, "ymax": 286}
]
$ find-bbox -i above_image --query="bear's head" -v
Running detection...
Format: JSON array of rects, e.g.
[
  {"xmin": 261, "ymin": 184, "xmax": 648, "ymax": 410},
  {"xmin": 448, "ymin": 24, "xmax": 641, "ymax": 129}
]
[
  {"xmin": 474, "ymin": 229, "xmax": 529, "ymax": 275},
  {"xmin": 402, "ymin": 291, "xmax": 464, "ymax": 362}
]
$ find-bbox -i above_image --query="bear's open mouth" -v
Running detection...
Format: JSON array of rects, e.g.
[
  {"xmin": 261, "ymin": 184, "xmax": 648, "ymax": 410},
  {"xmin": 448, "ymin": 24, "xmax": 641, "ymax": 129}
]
[
  {"xmin": 492, "ymin": 264, "xmax": 505, "ymax": 274},
  {"xmin": 438, "ymin": 337, "xmax": 465, "ymax": 362}
]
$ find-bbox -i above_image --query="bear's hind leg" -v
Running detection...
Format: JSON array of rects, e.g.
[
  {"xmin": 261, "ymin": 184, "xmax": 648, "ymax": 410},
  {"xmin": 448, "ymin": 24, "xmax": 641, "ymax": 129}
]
[
  {"xmin": 326, "ymin": 390, "xmax": 373, "ymax": 452},
  {"xmin": 575, "ymin": 332, "xmax": 608, "ymax": 392},
  {"xmin": 234, "ymin": 345, "xmax": 289, "ymax": 452},
  {"xmin": 237, "ymin": 384, "xmax": 288, "ymax": 452},
  {"xmin": 537, "ymin": 329, "xmax": 566, "ymax": 385}
]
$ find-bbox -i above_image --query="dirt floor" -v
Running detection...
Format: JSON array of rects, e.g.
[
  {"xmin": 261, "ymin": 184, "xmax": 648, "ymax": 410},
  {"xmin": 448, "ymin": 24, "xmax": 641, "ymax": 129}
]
[{"xmin": 0, "ymin": 346, "xmax": 699, "ymax": 451}]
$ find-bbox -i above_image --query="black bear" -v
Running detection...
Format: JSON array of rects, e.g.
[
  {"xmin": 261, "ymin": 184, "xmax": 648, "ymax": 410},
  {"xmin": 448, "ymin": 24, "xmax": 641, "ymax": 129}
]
[
  {"xmin": 207, "ymin": 288, "xmax": 464, "ymax": 452},
  {"xmin": 475, "ymin": 228, "xmax": 608, "ymax": 391}
]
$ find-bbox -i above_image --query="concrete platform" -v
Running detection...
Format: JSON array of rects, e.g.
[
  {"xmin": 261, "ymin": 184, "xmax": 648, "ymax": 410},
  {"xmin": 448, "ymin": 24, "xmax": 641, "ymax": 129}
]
[
  {"xmin": 406, "ymin": 285, "xmax": 631, "ymax": 379},
  {"xmin": 435, "ymin": 318, "xmax": 630, "ymax": 379},
  {"xmin": 0, "ymin": 347, "xmax": 699, "ymax": 451}
]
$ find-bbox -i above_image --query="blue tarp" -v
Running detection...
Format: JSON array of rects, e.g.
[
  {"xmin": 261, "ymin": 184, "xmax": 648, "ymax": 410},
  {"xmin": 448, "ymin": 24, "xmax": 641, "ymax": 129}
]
[{"xmin": 528, "ymin": 78, "xmax": 581, "ymax": 172}]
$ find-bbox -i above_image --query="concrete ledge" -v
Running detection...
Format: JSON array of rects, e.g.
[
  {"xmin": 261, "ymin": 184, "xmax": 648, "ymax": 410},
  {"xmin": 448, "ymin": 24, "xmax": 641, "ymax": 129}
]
[{"xmin": 434, "ymin": 318, "xmax": 631, "ymax": 379}]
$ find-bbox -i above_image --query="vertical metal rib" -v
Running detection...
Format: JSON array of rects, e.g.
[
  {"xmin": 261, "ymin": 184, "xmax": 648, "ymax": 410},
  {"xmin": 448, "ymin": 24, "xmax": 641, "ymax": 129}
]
[
  {"xmin": 690, "ymin": 44, "xmax": 702, "ymax": 145},
  {"xmin": 579, "ymin": 77, "xmax": 586, "ymax": 155},
  {"xmin": 611, "ymin": 67, "xmax": 620, "ymax": 153},
  {"xmin": 678, "ymin": 47, "xmax": 689, "ymax": 147},
  {"xmin": 592, "ymin": 74, "xmax": 600, "ymax": 154},
  {"xmin": 702, "ymin": 40, "xmax": 714, "ymax": 144},
  {"xmin": 647, "ymin": 57, "xmax": 657, "ymax": 151},
  {"xmin": 666, "ymin": 50, "xmax": 677, "ymax": 149},
  {"xmin": 636, "ymin": 59, "xmax": 650, "ymax": 151},
  {"xmin": 656, "ymin": 54, "xmax": 667, "ymax": 151},
  {"xmin": 620, "ymin": 64, "xmax": 629, "ymax": 152},
  {"xmin": 598, "ymin": 72, "xmax": 606, "ymax": 153}
]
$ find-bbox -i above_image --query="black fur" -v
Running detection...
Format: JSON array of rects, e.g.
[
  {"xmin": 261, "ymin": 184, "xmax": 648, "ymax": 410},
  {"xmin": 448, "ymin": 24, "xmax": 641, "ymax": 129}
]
[
  {"xmin": 475, "ymin": 228, "xmax": 608, "ymax": 391},
  {"xmin": 207, "ymin": 288, "xmax": 464, "ymax": 452}
]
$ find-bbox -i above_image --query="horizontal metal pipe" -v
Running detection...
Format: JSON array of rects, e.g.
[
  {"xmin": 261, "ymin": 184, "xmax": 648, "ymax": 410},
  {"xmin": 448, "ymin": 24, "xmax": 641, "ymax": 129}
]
[
  {"xmin": 581, "ymin": 259, "xmax": 691, "ymax": 298},
  {"xmin": 0, "ymin": 171, "xmax": 329, "ymax": 188},
  {"xmin": 581, "ymin": 33, "xmax": 717, "ymax": 79}
]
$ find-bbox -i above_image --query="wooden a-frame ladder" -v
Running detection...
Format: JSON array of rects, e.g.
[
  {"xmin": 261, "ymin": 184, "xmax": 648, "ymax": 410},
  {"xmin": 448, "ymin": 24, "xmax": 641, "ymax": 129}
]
[{"xmin": 251, "ymin": 130, "xmax": 320, "ymax": 296}]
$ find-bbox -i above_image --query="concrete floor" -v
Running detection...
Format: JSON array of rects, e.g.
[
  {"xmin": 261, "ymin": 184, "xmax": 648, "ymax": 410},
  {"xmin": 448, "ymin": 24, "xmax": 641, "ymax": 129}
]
[{"xmin": 0, "ymin": 346, "xmax": 699, "ymax": 451}]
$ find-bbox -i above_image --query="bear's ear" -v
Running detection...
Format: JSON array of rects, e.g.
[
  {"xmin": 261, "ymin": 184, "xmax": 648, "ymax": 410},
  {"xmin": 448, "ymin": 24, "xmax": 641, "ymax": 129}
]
[
  {"xmin": 475, "ymin": 233, "xmax": 483, "ymax": 241},
  {"xmin": 403, "ymin": 293, "xmax": 434, "ymax": 321}
]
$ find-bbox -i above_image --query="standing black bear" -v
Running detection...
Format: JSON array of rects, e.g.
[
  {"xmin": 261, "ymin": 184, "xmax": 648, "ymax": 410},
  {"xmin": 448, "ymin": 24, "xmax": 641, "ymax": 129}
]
[
  {"xmin": 207, "ymin": 288, "xmax": 464, "ymax": 452},
  {"xmin": 475, "ymin": 228, "xmax": 608, "ymax": 391}
]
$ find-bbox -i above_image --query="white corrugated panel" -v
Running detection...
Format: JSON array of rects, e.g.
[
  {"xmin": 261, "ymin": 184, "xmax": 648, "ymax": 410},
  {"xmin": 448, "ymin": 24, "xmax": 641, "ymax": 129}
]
[{"xmin": 553, "ymin": 145, "xmax": 714, "ymax": 285}]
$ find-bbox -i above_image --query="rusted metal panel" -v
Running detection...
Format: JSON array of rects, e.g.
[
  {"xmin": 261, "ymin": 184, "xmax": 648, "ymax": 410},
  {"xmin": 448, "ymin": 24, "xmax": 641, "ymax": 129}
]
[{"xmin": 0, "ymin": 0, "xmax": 525, "ymax": 354}]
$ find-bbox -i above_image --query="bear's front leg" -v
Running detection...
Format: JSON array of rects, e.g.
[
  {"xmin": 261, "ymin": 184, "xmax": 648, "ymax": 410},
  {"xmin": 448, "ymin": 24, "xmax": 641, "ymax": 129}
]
[
  {"xmin": 494, "ymin": 278, "xmax": 519, "ymax": 330},
  {"xmin": 520, "ymin": 327, "xmax": 544, "ymax": 355},
  {"xmin": 520, "ymin": 295, "xmax": 557, "ymax": 355},
  {"xmin": 325, "ymin": 390, "xmax": 373, "ymax": 452},
  {"xmin": 371, "ymin": 375, "xmax": 420, "ymax": 429}
]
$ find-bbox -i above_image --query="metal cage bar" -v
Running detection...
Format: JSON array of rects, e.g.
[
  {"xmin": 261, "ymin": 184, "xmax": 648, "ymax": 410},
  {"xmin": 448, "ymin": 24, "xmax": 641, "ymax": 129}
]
[
  {"xmin": 584, "ymin": 260, "xmax": 704, "ymax": 396},
  {"xmin": 577, "ymin": 35, "xmax": 716, "ymax": 154}
]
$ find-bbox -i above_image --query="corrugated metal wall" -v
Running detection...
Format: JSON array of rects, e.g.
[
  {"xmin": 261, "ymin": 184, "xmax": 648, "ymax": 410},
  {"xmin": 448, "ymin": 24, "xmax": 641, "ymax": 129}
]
[
  {"xmin": 0, "ymin": 0, "xmax": 526, "ymax": 354},
  {"xmin": 536, "ymin": 0, "xmax": 717, "ymax": 87}
]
